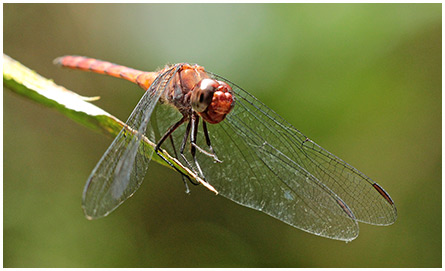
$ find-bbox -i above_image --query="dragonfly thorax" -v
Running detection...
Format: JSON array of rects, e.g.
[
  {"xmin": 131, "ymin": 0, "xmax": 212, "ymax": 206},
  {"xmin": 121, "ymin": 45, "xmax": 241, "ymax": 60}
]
[{"xmin": 165, "ymin": 64, "xmax": 235, "ymax": 124}]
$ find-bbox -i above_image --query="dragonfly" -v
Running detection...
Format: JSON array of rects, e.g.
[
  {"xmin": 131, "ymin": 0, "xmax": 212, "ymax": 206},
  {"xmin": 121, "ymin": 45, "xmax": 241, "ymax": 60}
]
[{"xmin": 55, "ymin": 56, "xmax": 397, "ymax": 241}]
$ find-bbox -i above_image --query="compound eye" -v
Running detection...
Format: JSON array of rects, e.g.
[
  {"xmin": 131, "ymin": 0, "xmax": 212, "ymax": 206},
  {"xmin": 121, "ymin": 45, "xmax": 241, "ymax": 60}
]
[{"xmin": 191, "ymin": 79, "xmax": 217, "ymax": 112}]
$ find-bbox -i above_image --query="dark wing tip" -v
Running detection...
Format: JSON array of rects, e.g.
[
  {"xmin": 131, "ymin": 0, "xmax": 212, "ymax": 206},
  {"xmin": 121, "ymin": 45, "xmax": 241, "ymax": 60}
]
[
  {"xmin": 372, "ymin": 182, "xmax": 397, "ymax": 224},
  {"xmin": 372, "ymin": 183, "xmax": 395, "ymax": 206}
]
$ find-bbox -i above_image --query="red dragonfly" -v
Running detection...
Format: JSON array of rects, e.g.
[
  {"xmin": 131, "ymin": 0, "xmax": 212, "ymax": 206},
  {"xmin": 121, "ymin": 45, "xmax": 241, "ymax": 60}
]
[{"xmin": 55, "ymin": 56, "xmax": 397, "ymax": 241}]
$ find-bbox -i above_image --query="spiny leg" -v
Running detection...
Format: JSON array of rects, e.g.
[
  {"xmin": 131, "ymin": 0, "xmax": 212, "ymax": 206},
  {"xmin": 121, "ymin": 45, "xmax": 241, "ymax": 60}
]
[
  {"xmin": 169, "ymin": 135, "xmax": 190, "ymax": 194},
  {"xmin": 154, "ymin": 116, "xmax": 198, "ymax": 188},
  {"xmin": 178, "ymin": 120, "xmax": 200, "ymax": 185},
  {"xmin": 179, "ymin": 120, "xmax": 191, "ymax": 161},
  {"xmin": 189, "ymin": 113, "xmax": 206, "ymax": 179},
  {"xmin": 178, "ymin": 114, "xmax": 205, "ymax": 179},
  {"xmin": 190, "ymin": 121, "xmax": 222, "ymax": 163},
  {"xmin": 154, "ymin": 116, "xmax": 187, "ymax": 152}
]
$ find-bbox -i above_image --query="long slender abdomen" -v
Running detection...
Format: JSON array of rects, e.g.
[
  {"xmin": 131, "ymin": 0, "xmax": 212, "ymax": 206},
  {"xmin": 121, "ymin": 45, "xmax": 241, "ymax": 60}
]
[{"xmin": 54, "ymin": 55, "xmax": 157, "ymax": 90}]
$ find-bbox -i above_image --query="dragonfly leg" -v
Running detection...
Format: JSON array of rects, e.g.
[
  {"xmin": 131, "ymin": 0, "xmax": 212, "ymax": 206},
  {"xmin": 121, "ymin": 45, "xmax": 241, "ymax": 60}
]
[
  {"xmin": 202, "ymin": 121, "xmax": 222, "ymax": 163},
  {"xmin": 169, "ymin": 135, "xmax": 191, "ymax": 194},
  {"xmin": 179, "ymin": 120, "xmax": 192, "ymax": 166},
  {"xmin": 177, "ymin": 118, "xmax": 202, "ymax": 184},
  {"xmin": 189, "ymin": 121, "xmax": 221, "ymax": 163},
  {"xmin": 190, "ymin": 113, "xmax": 206, "ymax": 179},
  {"xmin": 154, "ymin": 116, "xmax": 199, "ymax": 188},
  {"xmin": 154, "ymin": 116, "xmax": 187, "ymax": 152}
]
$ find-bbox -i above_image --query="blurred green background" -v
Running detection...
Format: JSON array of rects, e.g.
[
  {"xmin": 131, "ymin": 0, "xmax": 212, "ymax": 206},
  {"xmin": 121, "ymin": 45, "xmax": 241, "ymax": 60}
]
[{"xmin": 3, "ymin": 3, "xmax": 441, "ymax": 268}]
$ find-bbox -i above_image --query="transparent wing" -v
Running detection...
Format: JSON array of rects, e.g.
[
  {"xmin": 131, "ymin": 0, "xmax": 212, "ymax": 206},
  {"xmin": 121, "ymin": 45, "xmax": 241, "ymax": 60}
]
[
  {"xmin": 209, "ymin": 75, "xmax": 395, "ymax": 230},
  {"xmin": 82, "ymin": 66, "xmax": 179, "ymax": 219},
  {"xmin": 163, "ymin": 73, "xmax": 396, "ymax": 241}
]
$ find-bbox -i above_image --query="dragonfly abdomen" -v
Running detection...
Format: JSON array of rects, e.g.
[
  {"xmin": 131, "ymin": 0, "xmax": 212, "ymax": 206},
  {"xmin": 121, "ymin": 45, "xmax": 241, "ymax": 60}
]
[{"xmin": 53, "ymin": 55, "xmax": 157, "ymax": 90}]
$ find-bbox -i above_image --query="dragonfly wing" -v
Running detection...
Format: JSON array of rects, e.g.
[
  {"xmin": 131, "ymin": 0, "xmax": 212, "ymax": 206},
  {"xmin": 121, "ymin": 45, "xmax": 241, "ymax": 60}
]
[
  {"xmin": 150, "ymin": 95, "xmax": 360, "ymax": 241},
  {"xmin": 294, "ymin": 137, "xmax": 397, "ymax": 225},
  {"xmin": 190, "ymin": 74, "xmax": 396, "ymax": 240},
  {"xmin": 82, "ymin": 66, "xmax": 179, "ymax": 219}
]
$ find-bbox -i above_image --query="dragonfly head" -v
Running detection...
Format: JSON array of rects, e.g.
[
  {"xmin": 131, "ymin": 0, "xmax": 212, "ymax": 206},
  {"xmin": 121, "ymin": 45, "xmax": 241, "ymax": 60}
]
[{"xmin": 191, "ymin": 78, "xmax": 235, "ymax": 124}]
